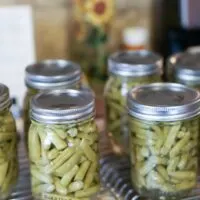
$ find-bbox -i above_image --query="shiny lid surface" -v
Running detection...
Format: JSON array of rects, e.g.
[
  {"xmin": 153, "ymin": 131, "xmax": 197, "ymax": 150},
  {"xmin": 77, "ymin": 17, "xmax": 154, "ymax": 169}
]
[
  {"xmin": 31, "ymin": 89, "xmax": 95, "ymax": 124},
  {"xmin": 0, "ymin": 84, "xmax": 11, "ymax": 111},
  {"xmin": 127, "ymin": 83, "xmax": 200, "ymax": 121},
  {"xmin": 25, "ymin": 60, "xmax": 81, "ymax": 89},
  {"xmin": 108, "ymin": 50, "xmax": 163, "ymax": 77},
  {"xmin": 172, "ymin": 52, "xmax": 200, "ymax": 84}
]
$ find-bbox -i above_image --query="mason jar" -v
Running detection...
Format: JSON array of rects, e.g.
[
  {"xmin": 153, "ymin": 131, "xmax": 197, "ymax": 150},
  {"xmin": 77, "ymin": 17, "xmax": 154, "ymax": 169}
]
[
  {"xmin": 127, "ymin": 83, "xmax": 200, "ymax": 200},
  {"xmin": 0, "ymin": 84, "xmax": 18, "ymax": 199},
  {"xmin": 104, "ymin": 50, "xmax": 163, "ymax": 150},
  {"xmin": 28, "ymin": 89, "xmax": 100, "ymax": 200},
  {"xmin": 23, "ymin": 60, "xmax": 82, "ymax": 138},
  {"xmin": 167, "ymin": 52, "xmax": 200, "ymax": 89}
]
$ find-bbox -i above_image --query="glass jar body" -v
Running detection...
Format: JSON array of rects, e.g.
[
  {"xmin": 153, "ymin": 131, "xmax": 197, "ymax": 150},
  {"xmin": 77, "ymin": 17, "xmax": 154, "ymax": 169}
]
[
  {"xmin": 28, "ymin": 117, "xmax": 100, "ymax": 200},
  {"xmin": 129, "ymin": 116, "xmax": 199, "ymax": 200},
  {"xmin": 0, "ymin": 109, "xmax": 18, "ymax": 199},
  {"xmin": 104, "ymin": 74, "xmax": 161, "ymax": 149}
]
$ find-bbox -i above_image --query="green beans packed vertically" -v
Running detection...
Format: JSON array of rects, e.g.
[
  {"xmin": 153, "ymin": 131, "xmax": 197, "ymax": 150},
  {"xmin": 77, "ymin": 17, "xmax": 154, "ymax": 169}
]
[
  {"xmin": 28, "ymin": 89, "xmax": 100, "ymax": 200},
  {"xmin": 0, "ymin": 84, "xmax": 18, "ymax": 199},
  {"xmin": 23, "ymin": 60, "xmax": 82, "ymax": 137},
  {"xmin": 127, "ymin": 83, "xmax": 200, "ymax": 200},
  {"xmin": 104, "ymin": 50, "xmax": 163, "ymax": 149},
  {"xmin": 129, "ymin": 118, "xmax": 199, "ymax": 199},
  {"xmin": 105, "ymin": 75, "xmax": 161, "ymax": 145},
  {"xmin": 167, "ymin": 52, "xmax": 200, "ymax": 164}
]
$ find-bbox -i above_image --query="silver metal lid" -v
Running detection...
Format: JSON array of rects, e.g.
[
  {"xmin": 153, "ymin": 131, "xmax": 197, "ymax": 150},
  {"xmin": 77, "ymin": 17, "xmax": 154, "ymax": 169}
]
[
  {"xmin": 25, "ymin": 60, "xmax": 81, "ymax": 90},
  {"xmin": 108, "ymin": 50, "xmax": 163, "ymax": 77},
  {"xmin": 0, "ymin": 84, "xmax": 11, "ymax": 111},
  {"xmin": 172, "ymin": 52, "xmax": 200, "ymax": 84},
  {"xmin": 30, "ymin": 89, "xmax": 95, "ymax": 124},
  {"xmin": 127, "ymin": 83, "xmax": 200, "ymax": 121}
]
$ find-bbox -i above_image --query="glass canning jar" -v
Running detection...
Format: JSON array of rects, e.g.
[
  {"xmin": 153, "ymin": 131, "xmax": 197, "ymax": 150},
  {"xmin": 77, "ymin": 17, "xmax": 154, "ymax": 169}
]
[
  {"xmin": 104, "ymin": 50, "xmax": 163, "ymax": 150},
  {"xmin": 167, "ymin": 52, "xmax": 200, "ymax": 89},
  {"xmin": 23, "ymin": 60, "xmax": 82, "ymax": 138},
  {"xmin": 28, "ymin": 89, "xmax": 100, "ymax": 200},
  {"xmin": 127, "ymin": 83, "xmax": 200, "ymax": 200},
  {"xmin": 0, "ymin": 84, "xmax": 18, "ymax": 199}
]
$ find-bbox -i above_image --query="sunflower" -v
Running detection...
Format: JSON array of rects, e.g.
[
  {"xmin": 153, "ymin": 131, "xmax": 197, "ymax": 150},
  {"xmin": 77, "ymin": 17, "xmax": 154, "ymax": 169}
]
[
  {"xmin": 74, "ymin": 0, "xmax": 86, "ymax": 19},
  {"xmin": 85, "ymin": 0, "xmax": 114, "ymax": 27}
]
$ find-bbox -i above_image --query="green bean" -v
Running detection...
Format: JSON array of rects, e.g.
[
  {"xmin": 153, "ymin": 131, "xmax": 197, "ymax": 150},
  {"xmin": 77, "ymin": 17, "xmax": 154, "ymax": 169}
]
[
  {"xmin": 33, "ymin": 184, "xmax": 55, "ymax": 193},
  {"xmin": 47, "ymin": 129, "xmax": 67, "ymax": 150},
  {"xmin": 161, "ymin": 124, "xmax": 181, "ymax": 155},
  {"xmin": 68, "ymin": 181, "xmax": 84, "ymax": 192},
  {"xmin": 170, "ymin": 134, "xmax": 190, "ymax": 158},
  {"xmin": 67, "ymin": 128, "xmax": 78, "ymax": 137},
  {"xmin": 28, "ymin": 124, "xmax": 41, "ymax": 162},
  {"xmin": 178, "ymin": 154, "xmax": 189, "ymax": 170},
  {"xmin": 187, "ymin": 157, "xmax": 197, "ymax": 169},
  {"xmin": 0, "ymin": 161, "xmax": 8, "ymax": 186},
  {"xmin": 47, "ymin": 148, "xmax": 59, "ymax": 160},
  {"xmin": 157, "ymin": 165, "xmax": 169, "ymax": 181},
  {"xmin": 149, "ymin": 145, "xmax": 160, "ymax": 155},
  {"xmin": 175, "ymin": 181, "xmax": 196, "ymax": 191},
  {"xmin": 54, "ymin": 178, "xmax": 68, "ymax": 195},
  {"xmin": 1, "ymin": 160, "xmax": 15, "ymax": 193},
  {"xmin": 84, "ymin": 161, "xmax": 97, "ymax": 189},
  {"xmin": 56, "ymin": 152, "xmax": 82, "ymax": 176},
  {"xmin": 45, "ymin": 147, "xmax": 75, "ymax": 173},
  {"xmin": 75, "ymin": 161, "xmax": 90, "ymax": 181},
  {"xmin": 54, "ymin": 128, "xmax": 67, "ymax": 139},
  {"xmin": 169, "ymin": 171, "xmax": 196, "ymax": 180},
  {"xmin": 80, "ymin": 139, "xmax": 97, "ymax": 162},
  {"xmin": 151, "ymin": 125, "xmax": 162, "ymax": 139},
  {"xmin": 167, "ymin": 156, "xmax": 180, "ymax": 172},
  {"xmin": 75, "ymin": 185, "xmax": 100, "ymax": 198},
  {"xmin": 37, "ymin": 129, "xmax": 51, "ymax": 150},
  {"xmin": 60, "ymin": 165, "xmax": 79, "ymax": 187},
  {"xmin": 31, "ymin": 168, "xmax": 53, "ymax": 184}
]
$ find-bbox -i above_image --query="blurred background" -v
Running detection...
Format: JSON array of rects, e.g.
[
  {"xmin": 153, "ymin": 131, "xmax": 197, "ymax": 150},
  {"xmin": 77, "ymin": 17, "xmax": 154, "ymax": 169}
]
[{"xmin": 1, "ymin": 0, "xmax": 200, "ymax": 116}]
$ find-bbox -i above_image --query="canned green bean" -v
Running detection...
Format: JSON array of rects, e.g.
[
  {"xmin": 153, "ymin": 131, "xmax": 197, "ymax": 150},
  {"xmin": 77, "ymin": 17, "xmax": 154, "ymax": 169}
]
[
  {"xmin": 0, "ymin": 84, "xmax": 18, "ymax": 199},
  {"xmin": 127, "ymin": 83, "xmax": 200, "ymax": 200},
  {"xmin": 104, "ymin": 50, "xmax": 163, "ymax": 150},
  {"xmin": 23, "ymin": 60, "xmax": 82, "ymax": 139},
  {"xmin": 29, "ymin": 89, "xmax": 99, "ymax": 200}
]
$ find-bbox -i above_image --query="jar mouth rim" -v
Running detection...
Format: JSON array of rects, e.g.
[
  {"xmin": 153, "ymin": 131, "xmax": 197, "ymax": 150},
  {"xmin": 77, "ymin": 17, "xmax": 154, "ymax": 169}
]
[
  {"xmin": 25, "ymin": 59, "xmax": 81, "ymax": 90},
  {"xmin": 25, "ymin": 76, "xmax": 81, "ymax": 90},
  {"xmin": 127, "ymin": 82, "xmax": 200, "ymax": 121},
  {"xmin": 108, "ymin": 50, "xmax": 163, "ymax": 77},
  {"xmin": 30, "ymin": 89, "xmax": 95, "ymax": 124}
]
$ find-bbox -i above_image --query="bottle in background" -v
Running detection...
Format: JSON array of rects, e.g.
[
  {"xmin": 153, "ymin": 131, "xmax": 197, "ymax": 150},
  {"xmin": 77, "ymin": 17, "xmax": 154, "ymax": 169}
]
[{"xmin": 121, "ymin": 26, "xmax": 149, "ymax": 51}]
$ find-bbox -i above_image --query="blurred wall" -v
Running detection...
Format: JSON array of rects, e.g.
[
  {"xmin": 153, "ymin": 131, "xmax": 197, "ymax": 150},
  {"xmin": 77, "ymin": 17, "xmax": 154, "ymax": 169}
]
[{"xmin": 0, "ymin": 0, "xmax": 152, "ymax": 60}]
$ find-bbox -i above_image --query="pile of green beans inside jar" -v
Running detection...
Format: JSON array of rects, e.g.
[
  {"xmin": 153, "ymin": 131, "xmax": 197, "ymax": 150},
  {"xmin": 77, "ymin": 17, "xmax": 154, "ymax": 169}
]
[
  {"xmin": 0, "ymin": 83, "xmax": 18, "ymax": 199},
  {"xmin": 28, "ymin": 89, "xmax": 100, "ymax": 200},
  {"xmin": 104, "ymin": 50, "xmax": 163, "ymax": 150},
  {"xmin": 23, "ymin": 60, "xmax": 82, "ymax": 139},
  {"xmin": 127, "ymin": 83, "xmax": 200, "ymax": 200}
]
